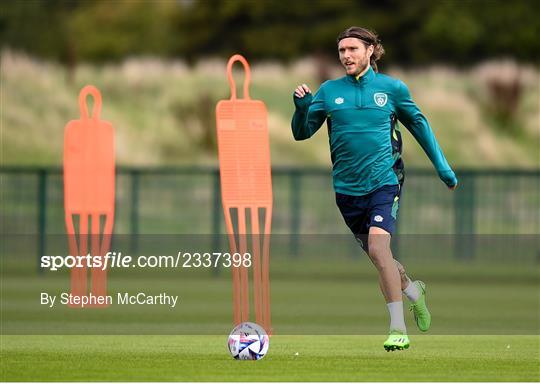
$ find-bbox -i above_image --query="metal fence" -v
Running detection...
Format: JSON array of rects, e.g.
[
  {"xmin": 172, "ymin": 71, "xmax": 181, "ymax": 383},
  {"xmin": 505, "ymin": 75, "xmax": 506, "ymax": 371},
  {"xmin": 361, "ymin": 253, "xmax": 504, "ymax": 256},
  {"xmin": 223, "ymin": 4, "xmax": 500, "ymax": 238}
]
[{"xmin": 1, "ymin": 166, "xmax": 539, "ymax": 262}]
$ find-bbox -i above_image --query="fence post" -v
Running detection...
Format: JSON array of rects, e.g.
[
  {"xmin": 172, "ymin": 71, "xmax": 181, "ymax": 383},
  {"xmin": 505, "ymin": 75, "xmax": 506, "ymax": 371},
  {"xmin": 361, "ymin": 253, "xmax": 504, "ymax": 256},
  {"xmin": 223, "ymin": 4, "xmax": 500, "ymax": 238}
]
[
  {"xmin": 454, "ymin": 172, "xmax": 476, "ymax": 260},
  {"xmin": 130, "ymin": 170, "xmax": 140, "ymax": 254},
  {"xmin": 212, "ymin": 169, "xmax": 222, "ymax": 276},
  {"xmin": 212, "ymin": 169, "xmax": 222, "ymax": 235},
  {"xmin": 37, "ymin": 169, "xmax": 47, "ymax": 273},
  {"xmin": 290, "ymin": 170, "xmax": 301, "ymax": 257}
]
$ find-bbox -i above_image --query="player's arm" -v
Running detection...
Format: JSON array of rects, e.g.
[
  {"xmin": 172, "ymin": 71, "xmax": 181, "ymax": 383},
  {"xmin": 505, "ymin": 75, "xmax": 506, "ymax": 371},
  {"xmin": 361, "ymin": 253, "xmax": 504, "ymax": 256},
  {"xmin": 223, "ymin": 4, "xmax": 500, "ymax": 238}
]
[
  {"xmin": 395, "ymin": 80, "xmax": 458, "ymax": 189},
  {"xmin": 291, "ymin": 83, "xmax": 327, "ymax": 140}
]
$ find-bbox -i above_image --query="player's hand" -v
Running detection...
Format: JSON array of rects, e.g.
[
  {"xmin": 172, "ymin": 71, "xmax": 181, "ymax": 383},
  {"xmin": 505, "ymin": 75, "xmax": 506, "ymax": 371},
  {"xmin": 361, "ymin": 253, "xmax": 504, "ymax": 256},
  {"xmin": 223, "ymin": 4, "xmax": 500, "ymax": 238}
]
[
  {"xmin": 294, "ymin": 84, "xmax": 311, "ymax": 98},
  {"xmin": 293, "ymin": 84, "xmax": 313, "ymax": 109},
  {"xmin": 440, "ymin": 170, "xmax": 458, "ymax": 191}
]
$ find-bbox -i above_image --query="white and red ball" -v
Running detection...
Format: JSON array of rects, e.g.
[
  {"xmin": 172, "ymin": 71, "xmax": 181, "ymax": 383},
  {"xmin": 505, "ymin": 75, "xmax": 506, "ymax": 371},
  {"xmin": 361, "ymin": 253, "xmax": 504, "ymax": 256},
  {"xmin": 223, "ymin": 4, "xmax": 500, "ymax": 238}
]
[{"xmin": 227, "ymin": 322, "xmax": 269, "ymax": 360}]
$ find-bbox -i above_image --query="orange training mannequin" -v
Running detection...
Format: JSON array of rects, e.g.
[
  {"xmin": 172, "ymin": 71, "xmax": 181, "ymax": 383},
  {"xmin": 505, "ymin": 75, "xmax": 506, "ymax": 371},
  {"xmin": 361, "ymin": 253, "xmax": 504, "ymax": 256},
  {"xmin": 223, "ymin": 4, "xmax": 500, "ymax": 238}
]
[
  {"xmin": 64, "ymin": 85, "xmax": 115, "ymax": 307},
  {"xmin": 216, "ymin": 55, "xmax": 273, "ymax": 333}
]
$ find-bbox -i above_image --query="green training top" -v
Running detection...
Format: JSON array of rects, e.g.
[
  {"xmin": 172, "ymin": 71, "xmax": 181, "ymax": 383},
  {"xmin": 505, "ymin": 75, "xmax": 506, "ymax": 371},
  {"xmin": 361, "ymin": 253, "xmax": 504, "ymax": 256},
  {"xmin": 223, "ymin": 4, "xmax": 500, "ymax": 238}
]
[{"xmin": 291, "ymin": 66, "xmax": 457, "ymax": 196}]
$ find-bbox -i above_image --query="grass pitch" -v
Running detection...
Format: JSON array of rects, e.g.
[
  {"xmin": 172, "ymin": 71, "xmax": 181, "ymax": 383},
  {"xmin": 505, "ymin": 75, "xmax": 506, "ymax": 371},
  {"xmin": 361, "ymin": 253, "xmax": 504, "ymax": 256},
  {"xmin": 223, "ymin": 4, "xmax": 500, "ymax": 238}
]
[
  {"xmin": 1, "ymin": 335, "xmax": 538, "ymax": 381},
  {"xmin": 2, "ymin": 254, "xmax": 538, "ymax": 381}
]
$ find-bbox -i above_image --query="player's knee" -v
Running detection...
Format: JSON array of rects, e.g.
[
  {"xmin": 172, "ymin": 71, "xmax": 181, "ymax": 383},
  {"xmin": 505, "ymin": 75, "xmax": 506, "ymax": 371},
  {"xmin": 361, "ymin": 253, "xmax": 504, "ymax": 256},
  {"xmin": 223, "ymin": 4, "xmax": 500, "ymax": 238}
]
[
  {"xmin": 367, "ymin": 236, "xmax": 385, "ymax": 256},
  {"xmin": 367, "ymin": 242, "xmax": 391, "ymax": 270}
]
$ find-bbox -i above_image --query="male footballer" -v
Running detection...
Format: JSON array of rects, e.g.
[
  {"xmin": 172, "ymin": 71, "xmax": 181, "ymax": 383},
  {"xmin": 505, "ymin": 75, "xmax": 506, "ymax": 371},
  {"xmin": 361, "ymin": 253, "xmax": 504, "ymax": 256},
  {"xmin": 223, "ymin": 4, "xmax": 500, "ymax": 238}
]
[{"xmin": 291, "ymin": 26, "xmax": 458, "ymax": 351}]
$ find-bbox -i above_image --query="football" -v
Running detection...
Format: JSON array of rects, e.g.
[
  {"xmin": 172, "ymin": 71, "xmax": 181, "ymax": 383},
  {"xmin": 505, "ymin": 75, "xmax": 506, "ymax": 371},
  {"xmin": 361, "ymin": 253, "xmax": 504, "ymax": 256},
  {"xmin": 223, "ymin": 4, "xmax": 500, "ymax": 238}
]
[{"xmin": 227, "ymin": 322, "xmax": 269, "ymax": 360}]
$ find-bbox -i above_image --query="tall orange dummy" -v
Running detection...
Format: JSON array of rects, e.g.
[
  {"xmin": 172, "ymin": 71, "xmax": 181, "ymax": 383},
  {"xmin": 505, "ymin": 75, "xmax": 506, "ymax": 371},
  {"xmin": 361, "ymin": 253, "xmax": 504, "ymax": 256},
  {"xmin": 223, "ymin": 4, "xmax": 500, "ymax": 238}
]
[
  {"xmin": 64, "ymin": 85, "xmax": 115, "ymax": 307},
  {"xmin": 216, "ymin": 55, "xmax": 273, "ymax": 333}
]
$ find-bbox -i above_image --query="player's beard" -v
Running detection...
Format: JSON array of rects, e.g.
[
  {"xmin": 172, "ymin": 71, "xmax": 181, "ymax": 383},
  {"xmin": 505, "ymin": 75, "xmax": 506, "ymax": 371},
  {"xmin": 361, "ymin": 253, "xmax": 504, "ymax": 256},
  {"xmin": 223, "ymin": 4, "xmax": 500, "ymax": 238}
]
[
  {"xmin": 342, "ymin": 52, "xmax": 372, "ymax": 76},
  {"xmin": 356, "ymin": 56, "xmax": 370, "ymax": 76},
  {"xmin": 345, "ymin": 55, "xmax": 370, "ymax": 76}
]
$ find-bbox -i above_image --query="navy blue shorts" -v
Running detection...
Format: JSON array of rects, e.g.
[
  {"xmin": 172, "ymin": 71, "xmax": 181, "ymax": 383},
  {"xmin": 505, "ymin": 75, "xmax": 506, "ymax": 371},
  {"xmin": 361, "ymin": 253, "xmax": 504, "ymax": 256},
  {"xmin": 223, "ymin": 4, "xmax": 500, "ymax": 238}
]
[{"xmin": 336, "ymin": 184, "xmax": 401, "ymax": 238}]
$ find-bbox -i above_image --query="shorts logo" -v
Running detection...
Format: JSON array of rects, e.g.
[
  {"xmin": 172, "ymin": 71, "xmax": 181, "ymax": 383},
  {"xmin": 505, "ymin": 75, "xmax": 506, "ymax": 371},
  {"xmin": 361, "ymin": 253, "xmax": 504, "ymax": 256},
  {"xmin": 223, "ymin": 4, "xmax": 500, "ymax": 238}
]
[
  {"xmin": 374, "ymin": 93, "xmax": 387, "ymax": 107},
  {"xmin": 374, "ymin": 215, "xmax": 384, "ymax": 223},
  {"xmin": 334, "ymin": 97, "xmax": 344, "ymax": 105}
]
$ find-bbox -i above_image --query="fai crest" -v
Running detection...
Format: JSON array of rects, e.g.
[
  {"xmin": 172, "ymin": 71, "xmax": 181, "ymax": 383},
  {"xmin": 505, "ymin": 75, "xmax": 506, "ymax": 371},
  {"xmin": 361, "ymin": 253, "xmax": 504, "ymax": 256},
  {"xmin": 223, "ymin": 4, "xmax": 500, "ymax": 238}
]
[{"xmin": 374, "ymin": 93, "xmax": 387, "ymax": 107}]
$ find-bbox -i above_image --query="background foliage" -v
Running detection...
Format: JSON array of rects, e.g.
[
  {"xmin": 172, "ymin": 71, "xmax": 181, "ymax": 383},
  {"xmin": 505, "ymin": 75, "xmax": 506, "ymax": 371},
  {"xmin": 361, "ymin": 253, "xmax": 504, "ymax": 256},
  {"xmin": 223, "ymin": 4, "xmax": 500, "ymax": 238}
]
[{"xmin": 2, "ymin": 0, "xmax": 539, "ymax": 66}]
